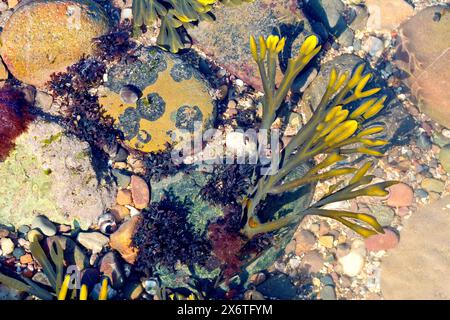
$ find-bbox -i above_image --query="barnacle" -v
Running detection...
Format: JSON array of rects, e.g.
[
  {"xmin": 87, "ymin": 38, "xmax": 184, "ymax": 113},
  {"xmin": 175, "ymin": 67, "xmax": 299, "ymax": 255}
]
[
  {"xmin": 132, "ymin": 0, "xmax": 254, "ymax": 52},
  {"xmin": 240, "ymin": 34, "xmax": 398, "ymax": 240},
  {"xmin": 0, "ymin": 234, "xmax": 109, "ymax": 300}
]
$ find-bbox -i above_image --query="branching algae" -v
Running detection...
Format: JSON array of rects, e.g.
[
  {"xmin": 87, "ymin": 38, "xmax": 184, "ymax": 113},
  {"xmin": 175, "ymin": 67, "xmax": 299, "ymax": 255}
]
[
  {"xmin": 0, "ymin": 232, "xmax": 108, "ymax": 300},
  {"xmin": 132, "ymin": 0, "xmax": 254, "ymax": 53},
  {"xmin": 240, "ymin": 34, "xmax": 398, "ymax": 240}
]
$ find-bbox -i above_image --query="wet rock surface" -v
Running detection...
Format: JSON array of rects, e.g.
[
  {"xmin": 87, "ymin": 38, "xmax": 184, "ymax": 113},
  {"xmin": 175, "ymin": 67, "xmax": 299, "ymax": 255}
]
[
  {"xmin": 393, "ymin": 5, "xmax": 450, "ymax": 128},
  {"xmin": 0, "ymin": 120, "xmax": 117, "ymax": 228},
  {"xmin": 0, "ymin": 0, "xmax": 110, "ymax": 88},
  {"xmin": 381, "ymin": 196, "xmax": 450, "ymax": 299},
  {"xmin": 99, "ymin": 47, "xmax": 215, "ymax": 153},
  {"xmin": 190, "ymin": 0, "xmax": 314, "ymax": 91}
]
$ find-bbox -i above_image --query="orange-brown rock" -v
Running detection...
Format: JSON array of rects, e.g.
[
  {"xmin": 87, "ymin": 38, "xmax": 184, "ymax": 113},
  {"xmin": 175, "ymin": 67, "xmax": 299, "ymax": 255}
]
[
  {"xmin": 0, "ymin": 0, "xmax": 110, "ymax": 88},
  {"xmin": 20, "ymin": 254, "xmax": 33, "ymax": 264},
  {"xmin": 116, "ymin": 189, "xmax": 132, "ymax": 206},
  {"xmin": 130, "ymin": 176, "xmax": 150, "ymax": 209},
  {"xmin": 110, "ymin": 204, "xmax": 130, "ymax": 221},
  {"xmin": 109, "ymin": 215, "xmax": 141, "ymax": 264}
]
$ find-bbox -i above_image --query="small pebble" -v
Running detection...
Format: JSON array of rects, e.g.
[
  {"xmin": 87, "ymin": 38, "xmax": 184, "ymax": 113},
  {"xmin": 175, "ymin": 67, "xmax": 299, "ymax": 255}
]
[
  {"xmin": 31, "ymin": 215, "xmax": 57, "ymax": 236},
  {"xmin": 17, "ymin": 225, "xmax": 30, "ymax": 236},
  {"xmin": 415, "ymin": 188, "xmax": 429, "ymax": 199},
  {"xmin": 120, "ymin": 85, "xmax": 140, "ymax": 104},
  {"xmin": 116, "ymin": 189, "xmax": 133, "ymax": 206},
  {"xmin": 0, "ymin": 228, "xmax": 10, "ymax": 238},
  {"xmin": 120, "ymin": 8, "xmax": 132, "ymax": 21},
  {"xmin": 130, "ymin": 176, "xmax": 150, "ymax": 209},
  {"xmin": 319, "ymin": 235, "xmax": 334, "ymax": 249},
  {"xmin": 320, "ymin": 285, "xmax": 336, "ymax": 300},
  {"xmin": 365, "ymin": 228, "xmax": 400, "ymax": 252},
  {"xmin": 302, "ymin": 250, "xmax": 324, "ymax": 273},
  {"xmin": 294, "ymin": 230, "xmax": 316, "ymax": 255},
  {"xmin": 0, "ymin": 238, "xmax": 14, "ymax": 256},
  {"xmin": 217, "ymin": 84, "xmax": 228, "ymax": 101},
  {"xmin": 77, "ymin": 232, "xmax": 109, "ymax": 253},
  {"xmin": 12, "ymin": 247, "xmax": 25, "ymax": 259},
  {"xmin": 338, "ymin": 250, "xmax": 365, "ymax": 277},
  {"xmin": 20, "ymin": 254, "xmax": 33, "ymax": 265},
  {"xmin": 386, "ymin": 183, "xmax": 414, "ymax": 207},
  {"xmin": 421, "ymin": 178, "xmax": 445, "ymax": 193}
]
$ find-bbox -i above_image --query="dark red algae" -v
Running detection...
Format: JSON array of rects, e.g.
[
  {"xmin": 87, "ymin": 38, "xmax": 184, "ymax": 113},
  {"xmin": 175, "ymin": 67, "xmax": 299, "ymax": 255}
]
[{"xmin": 0, "ymin": 87, "xmax": 34, "ymax": 161}]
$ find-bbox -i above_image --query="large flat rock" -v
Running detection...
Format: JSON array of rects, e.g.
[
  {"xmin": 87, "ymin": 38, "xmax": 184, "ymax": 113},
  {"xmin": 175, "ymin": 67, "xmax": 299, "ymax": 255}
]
[
  {"xmin": 0, "ymin": 0, "xmax": 110, "ymax": 88},
  {"xmin": 381, "ymin": 196, "xmax": 450, "ymax": 299},
  {"xmin": 394, "ymin": 6, "xmax": 450, "ymax": 128},
  {"xmin": 190, "ymin": 0, "xmax": 314, "ymax": 91},
  {"xmin": 0, "ymin": 120, "xmax": 117, "ymax": 228}
]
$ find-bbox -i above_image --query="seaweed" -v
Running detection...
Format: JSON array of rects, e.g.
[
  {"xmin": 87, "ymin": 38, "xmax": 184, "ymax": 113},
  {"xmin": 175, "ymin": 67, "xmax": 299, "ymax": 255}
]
[
  {"xmin": 240, "ymin": 34, "xmax": 398, "ymax": 239},
  {"xmin": 132, "ymin": 0, "xmax": 254, "ymax": 53},
  {"xmin": 133, "ymin": 193, "xmax": 212, "ymax": 272},
  {"xmin": 144, "ymin": 144, "xmax": 193, "ymax": 181},
  {"xmin": 93, "ymin": 22, "xmax": 136, "ymax": 62},
  {"xmin": 200, "ymin": 164, "xmax": 253, "ymax": 207},
  {"xmin": 0, "ymin": 87, "xmax": 34, "ymax": 161},
  {"xmin": 47, "ymin": 57, "xmax": 117, "ymax": 151},
  {"xmin": 0, "ymin": 233, "xmax": 108, "ymax": 300}
]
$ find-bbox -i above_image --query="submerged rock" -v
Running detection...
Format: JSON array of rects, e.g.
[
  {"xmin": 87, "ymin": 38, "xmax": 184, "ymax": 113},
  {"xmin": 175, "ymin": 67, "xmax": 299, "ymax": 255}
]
[
  {"xmin": 31, "ymin": 215, "xmax": 57, "ymax": 236},
  {"xmin": 394, "ymin": 6, "xmax": 450, "ymax": 128},
  {"xmin": 109, "ymin": 215, "xmax": 141, "ymax": 264},
  {"xmin": 190, "ymin": 0, "xmax": 314, "ymax": 91},
  {"xmin": 0, "ymin": 0, "xmax": 110, "ymax": 88},
  {"xmin": 0, "ymin": 120, "xmax": 117, "ymax": 228},
  {"xmin": 439, "ymin": 145, "xmax": 450, "ymax": 173},
  {"xmin": 99, "ymin": 47, "xmax": 215, "ymax": 153},
  {"xmin": 130, "ymin": 175, "xmax": 150, "ymax": 209},
  {"xmin": 77, "ymin": 231, "xmax": 109, "ymax": 253},
  {"xmin": 256, "ymin": 273, "xmax": 297, "ymax": 300},
  {"xmin": 365, "ymin": 228, "xmax": 399, "ymax": 252},
  {"xmin": 365, "ymin": 0, "xmax": 414, "ymax": 32},
  {"xmin": 0, "ymin": 284, "xmax": 21, "ymax": 300},
  {"xmin": 303, "ymin": 0, "xmax": 347, "ymax": 36}
]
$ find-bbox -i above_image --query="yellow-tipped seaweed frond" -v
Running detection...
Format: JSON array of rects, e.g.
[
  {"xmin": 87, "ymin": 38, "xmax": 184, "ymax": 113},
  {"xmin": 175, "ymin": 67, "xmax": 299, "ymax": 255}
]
[
  {"xmin": 314, "ymin": 181, "xmax": 399, "ymax": 208},
  {"xmin": 99, "ymin": 278, "xmax": 109, "ymax": 301},
  {"xmin": 349, "ymin": 161, "xmax": 373, "ymax": 185},
  {"xmin": 349, "ymin": 96, "xmax": 387, "ymax": 121},
  {"xmin": 250, "ymin": 33, "xmax": 321, "ymax": 130},
  {"xmin": 324, "ymin": 120, "xmax": 359, "ymax": 146},
  {"xmin": 57, "ymin": 275, "xmax": 71, "ymax": 300},
  {"xmin": 250, "ymin": 34, "xmax": 286, "ymax": 62},
  {"xmin": 80, "ymin": 284, "xmax": 89, "ymax": 300},
  {"xmin": 309, "ymin": 209, "xmax": 384, "ymax": 238}
]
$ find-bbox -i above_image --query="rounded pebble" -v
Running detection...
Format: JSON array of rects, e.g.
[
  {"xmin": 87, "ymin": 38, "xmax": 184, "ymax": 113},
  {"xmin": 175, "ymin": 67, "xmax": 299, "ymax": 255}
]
[
  {"xmin": 386, "ymin": 183, "xmax": 414, "ymax": 207},
  {"xmin": 31, "ymin": 215, "xmax": 57, "ymax": 236},
  {"xmin": 364, "ymin": 228, "xmax": 400, "ymax": 252},
  {"xmin": 0, "ymin": 238, "xmax": 14, "ymax": 255}
]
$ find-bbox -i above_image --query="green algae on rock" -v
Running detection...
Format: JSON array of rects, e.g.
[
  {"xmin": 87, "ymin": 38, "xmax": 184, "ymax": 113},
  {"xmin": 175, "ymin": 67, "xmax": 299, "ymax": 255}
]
[
  {"xmin": 99, "ymin": 46, "xmax": 215, "ymax": 153},
  {"xmin": 0, "ymin": 120, "xmax": 116, "ymax": 229},
  {"xmin": 0, "ymin": 0, "xmax": 110, "ymax": 88}
]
